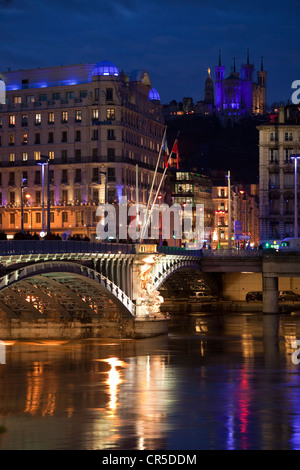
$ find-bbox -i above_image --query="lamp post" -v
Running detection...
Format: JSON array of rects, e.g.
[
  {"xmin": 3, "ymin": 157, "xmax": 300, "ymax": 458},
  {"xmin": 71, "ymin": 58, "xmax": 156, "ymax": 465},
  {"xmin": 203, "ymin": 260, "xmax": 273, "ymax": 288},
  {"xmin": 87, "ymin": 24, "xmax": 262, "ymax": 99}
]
[
  {"xmin": 37, "ymin": 155, "xmax": 50, "ymax": 236},
  {"xmin": 25, "ymin": 193, "xmax": 32, "ymax": 234},
  {"xmin": 291, "ymin": 154, "xmax": 300, "ymax": 238},
  {"xmin": 226, "ymin": 171, "xmax": 231, "ymax": 251}
]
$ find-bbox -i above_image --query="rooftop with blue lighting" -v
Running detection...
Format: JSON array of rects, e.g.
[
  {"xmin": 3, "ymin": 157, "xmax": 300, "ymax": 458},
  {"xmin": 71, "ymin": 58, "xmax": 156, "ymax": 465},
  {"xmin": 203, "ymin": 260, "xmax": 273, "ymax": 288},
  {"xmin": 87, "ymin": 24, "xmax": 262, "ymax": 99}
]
[{"xmin": 92, "ymin": 60, "xmax": 120, "ymax": 77}]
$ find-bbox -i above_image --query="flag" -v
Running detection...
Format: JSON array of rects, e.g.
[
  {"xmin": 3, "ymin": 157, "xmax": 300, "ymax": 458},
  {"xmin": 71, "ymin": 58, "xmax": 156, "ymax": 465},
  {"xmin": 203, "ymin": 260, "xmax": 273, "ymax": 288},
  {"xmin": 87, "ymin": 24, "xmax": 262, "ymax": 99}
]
[
  {"xmin": 170, "ymin": 139, "xmax": 180, "ymax": 169},
  {"xmin": 162, "ymin": 135, "xmax": 169, "ymax": 168}
]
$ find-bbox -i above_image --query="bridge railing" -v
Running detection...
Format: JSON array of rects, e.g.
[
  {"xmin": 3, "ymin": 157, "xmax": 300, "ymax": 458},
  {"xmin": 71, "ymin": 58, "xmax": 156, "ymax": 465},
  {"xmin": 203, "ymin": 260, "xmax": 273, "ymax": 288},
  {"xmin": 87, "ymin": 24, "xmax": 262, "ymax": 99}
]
[
  {"xmin": 201, "ymin": 248, "xmax": 262, "ymax": 257},
  {"xmin": 0, "ymin": 240, "xmax": 137, "ymax": 256}
]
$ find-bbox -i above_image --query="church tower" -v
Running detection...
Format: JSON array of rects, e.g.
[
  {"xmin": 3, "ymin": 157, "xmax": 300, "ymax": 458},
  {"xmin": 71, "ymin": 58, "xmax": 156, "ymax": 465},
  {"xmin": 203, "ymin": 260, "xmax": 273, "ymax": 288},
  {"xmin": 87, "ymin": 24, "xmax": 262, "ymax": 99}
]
[
  {"xmin": 240, "ymin": 49, "xmax": 254, "ymax": 113},
  {"xmin": 255, "ymin": 57, "xmax": 267, "ymax": 114},
  {"xmin": 215, "ymin": 50, "xmax": 225, "ymax": 111},
  {"xmin": 204, "ymin": 68, "xmax": 214, "ymax": 105}
]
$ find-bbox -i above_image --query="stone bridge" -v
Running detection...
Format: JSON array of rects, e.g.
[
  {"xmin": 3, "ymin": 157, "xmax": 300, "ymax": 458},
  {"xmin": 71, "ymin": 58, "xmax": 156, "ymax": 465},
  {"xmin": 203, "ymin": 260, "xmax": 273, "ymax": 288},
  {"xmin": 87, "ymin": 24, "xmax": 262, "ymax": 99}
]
[{"xmin": 0, "ymin": 241, "xmax": 299, "ymax": 339}]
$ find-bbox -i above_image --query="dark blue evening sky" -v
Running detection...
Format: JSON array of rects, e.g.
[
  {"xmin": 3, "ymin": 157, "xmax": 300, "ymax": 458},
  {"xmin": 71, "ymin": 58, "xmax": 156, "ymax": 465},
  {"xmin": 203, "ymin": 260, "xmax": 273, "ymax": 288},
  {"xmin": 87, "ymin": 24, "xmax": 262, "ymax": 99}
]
[{"xmin": 0, "ymin": 0, "xmax": 299, "ymax": 105}]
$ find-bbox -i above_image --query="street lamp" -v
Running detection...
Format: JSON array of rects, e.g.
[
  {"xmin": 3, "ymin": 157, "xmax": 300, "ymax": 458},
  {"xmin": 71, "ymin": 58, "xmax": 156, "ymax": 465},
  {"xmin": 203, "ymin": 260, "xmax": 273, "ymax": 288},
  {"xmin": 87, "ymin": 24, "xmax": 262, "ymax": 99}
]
[
  {"xmin": 25, "ymin": 194, "xmax": 32, "ymax": 234},
  {"xmin": 37, "ymin": 155, "xmax": 50, "ymax": 235},
  {"xmin": 226, "ymin": 171, "xmax": 231, "ymax": 251},
  {"xmin": 291, "ymin": 154, "xmax": 300, "ymax": 238},
  {"xmin": 21, "ymin": 181, "xmax": 26, "ymax": 233}
]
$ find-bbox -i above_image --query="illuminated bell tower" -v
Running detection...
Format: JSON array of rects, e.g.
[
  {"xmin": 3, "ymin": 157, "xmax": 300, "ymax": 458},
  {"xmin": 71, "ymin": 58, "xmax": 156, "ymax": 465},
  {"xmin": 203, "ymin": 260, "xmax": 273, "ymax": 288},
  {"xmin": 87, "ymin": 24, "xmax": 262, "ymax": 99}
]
[
  {"xmin": 205, "ymin": 68, "xmax": 214, "ymax": 105},
  {"xmin": 256, "ymin": 57, "xmax": 267, "ymax": 114},
  {"xmin": 215, "ymin": 50, "xmax": 225, "ymax": 111}
]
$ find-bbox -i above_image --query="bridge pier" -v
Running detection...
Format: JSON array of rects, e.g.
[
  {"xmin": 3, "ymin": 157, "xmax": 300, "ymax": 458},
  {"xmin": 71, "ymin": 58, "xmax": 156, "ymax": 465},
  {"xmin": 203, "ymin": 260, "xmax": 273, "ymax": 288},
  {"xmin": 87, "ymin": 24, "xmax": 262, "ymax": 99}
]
[{"xmin": 262, "ymin": 275, "xmax": 279, "ymax": 315}]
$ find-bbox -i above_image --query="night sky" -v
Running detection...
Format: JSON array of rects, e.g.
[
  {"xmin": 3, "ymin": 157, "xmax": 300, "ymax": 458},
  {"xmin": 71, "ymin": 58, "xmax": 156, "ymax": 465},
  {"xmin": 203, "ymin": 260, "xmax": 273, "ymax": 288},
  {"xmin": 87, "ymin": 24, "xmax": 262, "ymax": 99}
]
[{"xmin": 0, "ymin": 0, "xmax": 299, "ymax": 106}]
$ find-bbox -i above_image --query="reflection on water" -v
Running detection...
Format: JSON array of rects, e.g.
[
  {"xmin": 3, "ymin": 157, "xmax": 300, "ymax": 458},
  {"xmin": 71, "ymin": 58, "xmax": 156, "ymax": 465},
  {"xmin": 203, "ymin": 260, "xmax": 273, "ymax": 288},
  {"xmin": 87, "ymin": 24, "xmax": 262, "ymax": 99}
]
[{"xmin": 0, "ymin": 312, "xmax": 300, "ymax": 449}]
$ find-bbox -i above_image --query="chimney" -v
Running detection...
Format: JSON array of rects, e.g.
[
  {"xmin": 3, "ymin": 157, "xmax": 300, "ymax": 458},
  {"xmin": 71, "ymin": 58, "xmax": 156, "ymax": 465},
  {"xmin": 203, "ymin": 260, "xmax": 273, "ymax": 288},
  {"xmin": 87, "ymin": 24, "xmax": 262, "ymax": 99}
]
[{"xmin": 278, "ymin": 104, "xmax": 285, "ymax": 124}]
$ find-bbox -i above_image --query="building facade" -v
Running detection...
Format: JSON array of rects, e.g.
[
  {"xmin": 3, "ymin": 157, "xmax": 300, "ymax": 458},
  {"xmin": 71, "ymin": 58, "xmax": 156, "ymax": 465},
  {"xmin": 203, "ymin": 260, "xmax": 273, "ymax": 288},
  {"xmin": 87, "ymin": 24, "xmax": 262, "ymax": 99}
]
[
  {"xmin": 0, "ymin": 61, "xmax": 165, "ymax": 240},
  {"xmin": 171, "ymin": 171, "xmax": 214, "ymax": 246},
  {"xmin": 258, "ymin": 104, "xmax": 300, "ymax": 246}
]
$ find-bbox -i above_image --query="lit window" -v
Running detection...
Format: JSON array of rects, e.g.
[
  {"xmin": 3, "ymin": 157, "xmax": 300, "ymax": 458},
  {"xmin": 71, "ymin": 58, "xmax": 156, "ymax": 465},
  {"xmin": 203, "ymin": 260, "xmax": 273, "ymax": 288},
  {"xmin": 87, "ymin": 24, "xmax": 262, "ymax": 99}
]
[
  {"xmin": 62, "ymin": 111, "xmax": 68, "ymax": 123},
  {"xmin": 35, "ymin": 113, "xmax": 41, "ymax": 125},
  {"xmin": 26, "ymin": 95, "xmax": 35, "ymax": 103},
  {"xmin": 92, "ymin": 109, "xmax": 99, "ymax": 121},
  {"xmin": 9, "ymin": 153, "xmax": 15, "ymax": 162},
  {"xmin": 48, "ymin": 112, "xmax": 55, "ymax": 124},
  {"xmin": 22, "ymin": 134, "xmax": 28, "ymax": 144},
  {"xmin": 22, "ymin": 152, "xmax": 28, "ymax": 161},
  {"xmin": 13, "ymin": 96, "xmax": 21, "ymax": 104},
  {"xmin": 48, "ymin": 151, "xmax": 54, "ymax": 160},
  {"xmin": 9, "ymin": 115, "xmax": 15, "ymax": 126},
  {"xmin": 75, "ymin": 110, "xmax": 82, "ymax": 122},
  {"xmin": 34, "ymin": 151, "xmax": 41, "ymax": 161},
  {"xmin": 107, "ymin": 108, "xmax": 115, "ymax": 120}
]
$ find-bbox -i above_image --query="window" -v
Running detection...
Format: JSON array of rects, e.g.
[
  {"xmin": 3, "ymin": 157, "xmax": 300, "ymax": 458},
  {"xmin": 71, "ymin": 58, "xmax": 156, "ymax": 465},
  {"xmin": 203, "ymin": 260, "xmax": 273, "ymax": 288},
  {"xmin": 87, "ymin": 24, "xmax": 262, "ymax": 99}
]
[
  {"xmin": 75, "ymin": 130, "xmax": 81, "ymax": 142},
  {"xmin": 22, "ymin": 115, "xmax": 28, "ymax": 127},
  {"xmin": 9, "ymin": 153, "xmax": 15, "ymax": 162},
  {"xmin": 75, "ymin": 110, "xmax": 82, "ymax": 122},
  {"xmin": 66, "ymin": 91, "xmax": 74, "ymax": 100},
  {"xmin": 22, "ymin": 133, "xmax": 28, "ymax": 145},
  {"xmin": 284, "ymin": 173, "xmax": 294, "ymax": 188},
  {"xmin": 48, "ymin": 112, "xmax": 55, "ymax": 124},
  {"xmin": 10, "ymin": 213, "xmax": 15, "ymax": 225},
  {"xmin": 0, "ymin": 116, "xmax": 2, "ymax": 128},
  {"xmin": 270, "ymin": 149, "xmax": 279, "ymax": 163},
  {"xmin": 61, "ymin": 169, "xmax": 68, "ymax": 184},
  {"xmin": 35, "ymin": 134, "xmax": 40, "ymax": 145},
  {"xmin": 62, "ymin": 131, "xmax": 67, "ymax": 142},
  {"xmin": 107, "ymin": 129, "xmax": 115, "ymax": 140},
  {"xmin": 62, "ymin": 190, "xmax": 68, "ymax": 204},
  {"xmin": 9, "ymin": 115, "xmax": 15, "ymax": 127},
  {"xmin": 95, "ymin": 88, "xmax": 100, "ymax": 100},
  {"xmin": 8, "ymin": 173, "xmax": 15, "ymax": 186},
  {"xmin": 106, "ymin": 88, "xmax": 113, "ymax": 101},
  {"xmin": 92, "ymin": 109, "xmax": 99, "ymax": 121},
  {"xmin": 9, "ymin": 134, "xmax": 15, "ymax": 145},
  {"xmin": 34, "ymin": 151, "xmax": 41, "ymax": 161},
  {"xmin": 48, "ymin": 132, "xmax": 54, "ymax": 143},
  {"xmin": 36, "ymin": 213, "xmax": 41, "ymax": 224},
  {"xmin": 107, "ymin": 108, "xmax": 115, "ymax": 120},
  {"xmin": 80, "ymin": 90, "xmax": 87, "ymax": 98},
  {"xmin": 39, "ymin": 94, "xmax": 47, "ymax": 101},
  {"xmin": 26, "ymin": 95, "xmax": 35, "ymax": 103},
  {"xmin": 92, "ymin": 167, "xmax": 98, "ymax": 182},
  {"xmin": 13, "ymin": 96, "xmax": 21, "ymax": 104},
  {"xmin": 107, "ymin": 167, "xmax": 116, "ymax": 182},
  {"xmin": 92, "ymin": 129, "xmax": 98, "ymax": 140},
  {"xmin": 53, "ymin": 92, "xmax": 61, "ymax": 100},
  {"xmin": 23, "ymin": 212, "xmax": 28, "ymax": 224},
  {"xmin": 285, "ymin": 132, "xmax": 293, "ymax": 142},
  {"xmin": 22, "ymin": 152, "xmax": 28, "ymax": 161},
  {"xmin": 62, "ymin": 111, "xmax": 68, "ymax": 123},
  {"xmin": 76, "ymin": 211, "xmax": 83, "ymax": 224},
  {"xmin": 35, "ymin": 113, "xmax": 41, "ymax": 125},
  {"xmin": 35, "ymin": 191, "xmax": 41, "ymax": 204},
  {"xmin": 62, "ymin": 150, "xmax": 68, "ymax": 163},
  {"xmin": 108, "ymin": 188, "xmax": 116, "ymax": 203},
  {"xmin": 285, "ymin": 149, "xmax": 293, "ymax": 162},
  {"xmin": 270, "ymin": 132, "xmax": 278, "ymax": 141},
  {"xmin": 9, "ymin": 191, "xmax": 15, "ymax": 204},
  {"xmin": 107, "ymin": 148, "xmax": 115, "ymax": 161},
  {"xmin": 75, "ymin": 168, "xmax": 81, "ymax": 183},
  {"xmin": 92, "ymin": 148, "xmax": 98, "ymax": 161},
  {"xmin": 22, "ymin": 171, "xmax": 28, "ymax": 185},
  {"xmin": 92, "ymin": 189, "xmax": 99, "ymax": 203},
  {"xmin": 75, "ymin": 149, "xmax": 81, "ymax": 162},
  {"xmin": 269, "ymin": 173, "xmax": 279, "ymax": 188},
  {"xmin": 62, "ymin": 212, "xmax": 68, "ymax": 223},
  {"xmin": 34, "ymin": 171, "xmax": 41, "ymax": 185},
  {"xmin": 48, "ymin": 151, "xmax": 54, "ymax": 160}
]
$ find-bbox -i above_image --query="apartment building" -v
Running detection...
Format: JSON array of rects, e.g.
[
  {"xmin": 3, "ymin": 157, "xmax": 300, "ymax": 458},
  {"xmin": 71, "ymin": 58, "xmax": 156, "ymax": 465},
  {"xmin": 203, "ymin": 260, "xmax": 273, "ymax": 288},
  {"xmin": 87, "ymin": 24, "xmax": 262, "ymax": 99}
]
[
  {"xmin": 258, "ymin": 104, "xmax": 300, "ymax": 245},
  {"xmin": 0, "ymin": 61, "xmax": 165, "ymax": 240}
]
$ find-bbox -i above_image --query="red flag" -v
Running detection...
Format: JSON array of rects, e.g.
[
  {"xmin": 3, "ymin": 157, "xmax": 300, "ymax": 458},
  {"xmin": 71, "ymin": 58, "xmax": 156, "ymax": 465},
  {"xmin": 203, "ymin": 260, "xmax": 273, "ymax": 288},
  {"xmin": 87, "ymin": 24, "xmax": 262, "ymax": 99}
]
[{"xmin": 170, "ymin": 139, "xmax": 180, "ymax": 169}]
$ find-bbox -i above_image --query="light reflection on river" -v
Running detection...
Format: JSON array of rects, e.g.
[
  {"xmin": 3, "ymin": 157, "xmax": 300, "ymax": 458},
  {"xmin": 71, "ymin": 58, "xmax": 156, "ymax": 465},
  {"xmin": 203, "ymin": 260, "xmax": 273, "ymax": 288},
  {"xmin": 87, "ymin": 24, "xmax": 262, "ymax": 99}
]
[{"xmin": 0, "ymin": 312, "xmax": 300, "ymax": 450}]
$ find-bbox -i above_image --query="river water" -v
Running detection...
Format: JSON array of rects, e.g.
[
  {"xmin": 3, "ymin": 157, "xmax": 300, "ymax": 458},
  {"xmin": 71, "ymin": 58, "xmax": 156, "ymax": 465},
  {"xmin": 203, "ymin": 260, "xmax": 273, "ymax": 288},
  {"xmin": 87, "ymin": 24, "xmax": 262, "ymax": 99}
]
[{"xmin": 0, "ymin": 312, "xmax": 300, "ymax": 450}]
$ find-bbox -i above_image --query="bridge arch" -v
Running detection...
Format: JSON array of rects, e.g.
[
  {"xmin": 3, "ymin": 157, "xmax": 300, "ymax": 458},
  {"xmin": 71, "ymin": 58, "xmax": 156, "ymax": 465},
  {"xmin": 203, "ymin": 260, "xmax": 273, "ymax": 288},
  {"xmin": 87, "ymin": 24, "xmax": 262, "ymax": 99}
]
[{"xmin": 0, "ymin": 261, "xmax": 135, "ymax": 317}]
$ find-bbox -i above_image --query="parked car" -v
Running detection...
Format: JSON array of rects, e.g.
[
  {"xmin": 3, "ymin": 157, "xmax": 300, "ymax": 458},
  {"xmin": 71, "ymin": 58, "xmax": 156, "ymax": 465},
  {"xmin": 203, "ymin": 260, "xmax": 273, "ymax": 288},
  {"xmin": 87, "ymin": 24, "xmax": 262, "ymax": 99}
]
[
  {"xmin": 278, "ymin": 291, "xmax": 300, "ymax": 301},
  {"xmin": 246, "ymin": 291, "xmax": 263, "ymax": 302},
  {"xmin": 189, "ymin": 292, "xmax": 218, "ymax": 301}
]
